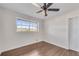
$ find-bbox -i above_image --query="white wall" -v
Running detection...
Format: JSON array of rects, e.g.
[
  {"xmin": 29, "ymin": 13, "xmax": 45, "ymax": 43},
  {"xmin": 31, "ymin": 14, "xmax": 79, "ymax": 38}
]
[
  {"xmin": 44, "ymin": 8, "xmax": 79, "ymax": 49},
  {"xmin": 0, "ymin": 8, "xmax": 4, "ymax": 54},
  {"xmin": 69, "ymin": 17, "xmax": 79, "ymax": 52},
  {"xmin": 44, "ymin": 16, "xmax": 69, "ymax": 49},
  {"xmin": 0, "ymin": 7, "xmax": 44, "ymax": 52}
]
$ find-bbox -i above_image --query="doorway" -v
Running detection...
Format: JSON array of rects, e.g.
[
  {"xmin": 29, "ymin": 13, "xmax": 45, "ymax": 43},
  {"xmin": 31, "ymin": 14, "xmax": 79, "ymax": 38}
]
[{"xmin": 69, "ymin": 16, "xmax": 79, "ymax": 52}]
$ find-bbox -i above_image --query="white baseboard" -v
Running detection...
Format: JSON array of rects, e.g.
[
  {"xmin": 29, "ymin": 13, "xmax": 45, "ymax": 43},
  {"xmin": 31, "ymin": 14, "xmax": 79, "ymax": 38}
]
[
  {"xmin": 44, "ymin": 40, "xmax": 69, "ymax": 50},
  {"xmin": 69, "ymin": 48, "xmax": 79, "ymax": 52},
  {"xmin": 1, "ymin": 40, "xmax": 42, "ymax": 53}
]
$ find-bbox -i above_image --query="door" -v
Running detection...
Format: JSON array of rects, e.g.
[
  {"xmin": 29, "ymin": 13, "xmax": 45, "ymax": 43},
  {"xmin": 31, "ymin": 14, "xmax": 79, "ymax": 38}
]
[{"xmin": 69, "ymin": 17, "xmax": 79, "ymax": 52}]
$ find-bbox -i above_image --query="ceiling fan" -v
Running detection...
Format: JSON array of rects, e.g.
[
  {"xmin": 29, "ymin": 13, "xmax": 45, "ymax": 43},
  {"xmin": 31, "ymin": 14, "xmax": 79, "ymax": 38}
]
[{"xmin": 33, "ymin": 3, "xmax": 60, "ymax": 16}]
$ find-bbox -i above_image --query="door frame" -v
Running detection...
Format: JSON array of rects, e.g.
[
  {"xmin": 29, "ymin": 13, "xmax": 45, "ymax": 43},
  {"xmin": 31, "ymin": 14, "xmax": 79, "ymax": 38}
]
[{"xmin": 68, "ymin": 16, "xmax": 79, "ymax": 51}]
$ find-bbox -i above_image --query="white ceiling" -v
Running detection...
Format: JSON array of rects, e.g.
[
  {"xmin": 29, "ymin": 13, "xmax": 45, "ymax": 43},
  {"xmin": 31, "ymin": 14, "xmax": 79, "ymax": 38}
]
[{"xmin": 0, "ymin": 3, "xmax": 79, "ymax": 20}]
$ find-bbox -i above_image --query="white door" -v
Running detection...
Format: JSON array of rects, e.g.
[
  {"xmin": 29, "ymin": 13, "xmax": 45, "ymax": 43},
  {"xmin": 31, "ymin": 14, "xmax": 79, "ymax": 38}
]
[{"xmin": 69, "ymin": 17, "xmax": 79, "ymax": 52}]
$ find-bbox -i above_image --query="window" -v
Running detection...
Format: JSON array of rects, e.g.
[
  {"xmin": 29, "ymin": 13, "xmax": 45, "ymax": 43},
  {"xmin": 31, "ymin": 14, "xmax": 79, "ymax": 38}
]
[{"xmin": 16, "ymin": 18, "xmax": 39, "ymax": 32}]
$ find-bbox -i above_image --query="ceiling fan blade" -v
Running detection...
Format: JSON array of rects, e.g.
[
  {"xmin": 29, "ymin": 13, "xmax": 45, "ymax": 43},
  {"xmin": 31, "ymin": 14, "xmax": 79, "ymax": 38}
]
[
  {"xmin": 46, "ymin": 3, "xmax": 53, "ymax": 8},
  {"xmin": 48, "ymin": 8, "xmax": 59, "ymax": 11},
  {"xmin": 44, "ymin": 3, "xmax": 46, "ymax": 8},
  {"xmin": 36, "ymin": 10, "xmax": 43, "ymax": 13},
  {"xmin": 32, "ymin": 3, "xmax": 41, "ymax": 8}
]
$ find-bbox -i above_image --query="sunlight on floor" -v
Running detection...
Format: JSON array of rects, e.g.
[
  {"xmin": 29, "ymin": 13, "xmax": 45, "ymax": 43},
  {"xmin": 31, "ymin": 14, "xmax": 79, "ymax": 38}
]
[{"xmin": 23, "ymin": 50, "xmax": 40, "ymax": 56}]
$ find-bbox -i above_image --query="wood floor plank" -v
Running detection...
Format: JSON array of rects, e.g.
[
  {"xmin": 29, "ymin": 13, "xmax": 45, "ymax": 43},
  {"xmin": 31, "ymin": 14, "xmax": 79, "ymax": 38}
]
[{"xmin": 1, "ymin": 41, "xmax": 79, "ymax": 56}]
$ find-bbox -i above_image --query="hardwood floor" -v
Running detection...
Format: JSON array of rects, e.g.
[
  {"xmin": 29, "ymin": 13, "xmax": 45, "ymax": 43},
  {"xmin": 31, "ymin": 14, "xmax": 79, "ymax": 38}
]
[{"xmin": 1, "ymin": 41, "xmax": 79, "ymax": 56}]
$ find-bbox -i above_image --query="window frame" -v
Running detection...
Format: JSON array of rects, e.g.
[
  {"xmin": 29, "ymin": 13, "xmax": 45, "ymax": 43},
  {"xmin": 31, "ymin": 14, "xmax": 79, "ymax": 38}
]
[{"xmin": 16, "ymin": 17, "xmax": 39, "ymax": 32}]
